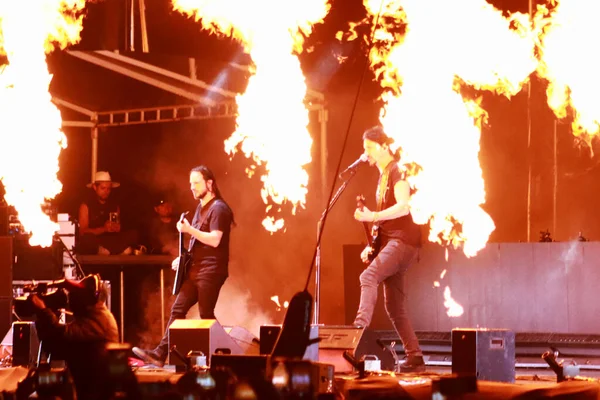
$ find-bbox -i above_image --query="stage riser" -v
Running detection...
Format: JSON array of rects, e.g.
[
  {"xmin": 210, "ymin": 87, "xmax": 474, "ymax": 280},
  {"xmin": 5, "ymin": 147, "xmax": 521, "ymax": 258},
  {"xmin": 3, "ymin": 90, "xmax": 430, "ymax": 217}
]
[
  {"xmin": 344, "ymin": 242, "xmax": 600, "ymax": 334},
  {"xmin": 377, "ymin": 331, "xmax": 600, "ymax": 359}
]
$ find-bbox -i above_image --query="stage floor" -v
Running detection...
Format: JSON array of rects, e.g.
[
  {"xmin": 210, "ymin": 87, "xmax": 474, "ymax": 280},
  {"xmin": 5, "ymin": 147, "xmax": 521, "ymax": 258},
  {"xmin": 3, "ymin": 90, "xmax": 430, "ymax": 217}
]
[
  {"xmin": 338, "ymin": 373, "xmax": 600, "ymax": 400},
  {"xmin": 132, "ymin": 364, "xmax": 600, "ymax": 399},
  {"xmin": 2, "ymin": 364, "xmax": 599, "ymax": 399}
]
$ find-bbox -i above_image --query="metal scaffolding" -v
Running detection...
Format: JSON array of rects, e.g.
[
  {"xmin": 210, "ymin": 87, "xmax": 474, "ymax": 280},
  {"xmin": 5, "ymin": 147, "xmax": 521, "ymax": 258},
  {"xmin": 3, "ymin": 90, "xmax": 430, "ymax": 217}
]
[{"xmin": 56, "ymin": 50, "xmax": 329, "ymax": 198}]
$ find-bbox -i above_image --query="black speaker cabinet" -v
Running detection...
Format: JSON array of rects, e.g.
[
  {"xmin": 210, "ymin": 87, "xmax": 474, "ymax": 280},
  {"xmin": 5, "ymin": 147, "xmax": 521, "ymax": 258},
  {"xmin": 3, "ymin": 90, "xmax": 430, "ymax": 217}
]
[
  {"xmin": 0, "ymin": 207, "xmax": 8, "ymax": 236},
  {"xmin": 318, "ymin": 325, "xmax": 395, "ymax": 372},
  {"xmin": 12, "ymin": 236, "xmax": 60, "ymax": 281},
  {"xmin": 0, "ymin": 236, "xmax": 12, "ymax": 338},
  {"xmin": 12, "ymin": 322, "xmax": 40, "ymax": 367},
  {"xmin": 168, "ymin": 319, "xmax": 243, "ymax": 366},
  {"xmin": 0, "ymin": 298, "xmax": 11, "ymax": 344},
  {"xmin": 452, "ymin": 328, "xmax": 515, "ymax": 383},
  {"xmin": 0, "ymin": 236, "xmax": 12, "ymax": 297}
]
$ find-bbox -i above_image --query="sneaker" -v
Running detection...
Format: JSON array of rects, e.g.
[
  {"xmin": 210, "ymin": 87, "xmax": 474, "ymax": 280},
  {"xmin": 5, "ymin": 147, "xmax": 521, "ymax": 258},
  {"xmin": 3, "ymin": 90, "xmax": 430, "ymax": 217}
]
[
  {"xmin": 132, "ymin": 347, "xmax": 165, "ymax": 367},
  {"xmin": 98, "ymin": 246, "xmax": 110, "ymax": 256},
  {"xmin": 399, "ymin": 355, "xmax": 426, "ymax": 373},
  {"xmin": 121, "ymin": 246, "xmax": 133, "ymax": 255}
]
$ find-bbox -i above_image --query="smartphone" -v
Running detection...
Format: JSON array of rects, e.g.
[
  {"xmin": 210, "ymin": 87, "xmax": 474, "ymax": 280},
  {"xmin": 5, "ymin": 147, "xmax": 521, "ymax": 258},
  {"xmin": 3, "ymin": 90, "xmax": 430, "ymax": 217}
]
[{"xmin": 109, "ymin": 212, "xmax": 119, "ymax": 224}]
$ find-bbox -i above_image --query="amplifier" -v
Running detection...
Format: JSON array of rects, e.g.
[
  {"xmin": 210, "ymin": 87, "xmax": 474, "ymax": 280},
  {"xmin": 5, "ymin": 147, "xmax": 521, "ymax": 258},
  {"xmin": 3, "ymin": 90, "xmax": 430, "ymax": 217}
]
[
  {"xmin": 452, "ymin": 328, "xmax": 515, "ymax": 383},
  {"xmin": 12, "ymin": 321, "xmax": 40, "ymax": 367}
]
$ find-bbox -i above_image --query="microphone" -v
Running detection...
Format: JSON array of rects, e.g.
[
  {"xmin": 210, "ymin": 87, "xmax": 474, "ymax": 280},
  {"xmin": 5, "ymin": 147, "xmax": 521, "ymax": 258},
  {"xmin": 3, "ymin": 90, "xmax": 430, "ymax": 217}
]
[{"xmin": 339, "ymin": 154, "xmax": 368, "ymax": 178}]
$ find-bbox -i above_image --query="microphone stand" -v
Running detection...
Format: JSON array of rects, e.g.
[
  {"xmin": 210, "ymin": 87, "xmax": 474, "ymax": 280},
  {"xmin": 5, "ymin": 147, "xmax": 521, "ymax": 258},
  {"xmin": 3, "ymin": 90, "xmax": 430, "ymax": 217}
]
[
  {"xmin": 314, "ymin": 169, "xmax": 358, "ymax": 325},
  {"xmin": 54, "ymin": 234, "xmax": 86, "ymax": 280}
]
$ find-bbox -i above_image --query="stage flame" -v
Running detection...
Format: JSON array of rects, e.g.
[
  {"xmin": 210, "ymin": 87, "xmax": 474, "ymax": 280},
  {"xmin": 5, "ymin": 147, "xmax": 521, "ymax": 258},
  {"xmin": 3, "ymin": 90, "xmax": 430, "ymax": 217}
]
[
  {"xmin": 172, "ymin": 0, "xmax": 330, "ymax": 232},
  {"xmin": 361, "ymin": 0, "xmax": 537, "ymax": 257},
  {"xmin": 270, "ymin": 295, "xmax": 282, "ymax": 308},
  {"xmin": 270, "ymin": 295, "xmax": 289, "ymax": 311},
  {"xmin": 443, "ymin": 286, "xmax": 464, "ymax": 317},
  {"xmin": 536, "ymin": 1, "xmax": 600, "ymax": 143},
  {"xmin": 0, "ymin": 1, "xmax": 86, "ymax": 246}
]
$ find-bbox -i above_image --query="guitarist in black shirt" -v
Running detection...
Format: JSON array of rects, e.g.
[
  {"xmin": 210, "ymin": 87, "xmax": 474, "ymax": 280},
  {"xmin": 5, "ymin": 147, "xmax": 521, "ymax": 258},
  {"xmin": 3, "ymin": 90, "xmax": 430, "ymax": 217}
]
[
  {"xmin": 133, "ymin": 165, "xmax": 234, "ymax": 367},
  {"xmin": 352, "ymin": 126, "xmax": 424, "ymax": 373}
]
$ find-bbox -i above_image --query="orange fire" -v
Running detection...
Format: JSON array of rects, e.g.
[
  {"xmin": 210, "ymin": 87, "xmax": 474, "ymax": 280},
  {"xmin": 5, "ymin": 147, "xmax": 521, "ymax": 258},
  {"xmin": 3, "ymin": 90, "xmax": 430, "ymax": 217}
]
[
  {"xmin": 360, "ymin": 0, "xmax": 537, "ymax": 257},
  {"xmin": 270, "ymin": 295, "xmax": 289, "ymax": 312},
  {"xmin": 172, "ymin": 0, "xmax": 330, "ymax": 232},
  {"xmin": 0, "ymin": 1, "xmax": 86, "ymax": 246},
  {"xmin": 443, "ymin": 286, "xmax": 464, "ymax": 317},
  {"xmin": 536, "ymin": 1, "xmax": 600, "ymax": 142}
]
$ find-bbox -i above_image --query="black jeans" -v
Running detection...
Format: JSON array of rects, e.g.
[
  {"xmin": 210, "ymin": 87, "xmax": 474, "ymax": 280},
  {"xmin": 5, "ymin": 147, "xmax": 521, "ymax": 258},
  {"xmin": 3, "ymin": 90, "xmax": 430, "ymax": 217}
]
[
  {"xmin": 155, "ymin": 264, "xmax": 227, "ymax": 358},
  {"xmin": 353, "ymin": 238, "xmax": 422, "ymax": 357}
]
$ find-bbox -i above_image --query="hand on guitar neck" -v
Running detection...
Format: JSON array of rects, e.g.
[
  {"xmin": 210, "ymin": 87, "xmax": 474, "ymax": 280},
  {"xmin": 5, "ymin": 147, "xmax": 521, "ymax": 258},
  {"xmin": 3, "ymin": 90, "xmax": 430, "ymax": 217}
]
[{"xmin": 356, "ymin": 195, "xmax": 381, "ymax": 264}]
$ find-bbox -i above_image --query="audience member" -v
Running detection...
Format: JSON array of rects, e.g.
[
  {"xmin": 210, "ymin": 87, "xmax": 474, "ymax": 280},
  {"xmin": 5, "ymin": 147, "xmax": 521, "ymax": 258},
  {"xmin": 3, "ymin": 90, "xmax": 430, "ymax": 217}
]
[
  {"xmin": 77, "ymin": 171, "xmax": 138, "ymax": 255},
  {"xmin": 148, "ymin": 195, "xmax": 178, "ymax": 256}
]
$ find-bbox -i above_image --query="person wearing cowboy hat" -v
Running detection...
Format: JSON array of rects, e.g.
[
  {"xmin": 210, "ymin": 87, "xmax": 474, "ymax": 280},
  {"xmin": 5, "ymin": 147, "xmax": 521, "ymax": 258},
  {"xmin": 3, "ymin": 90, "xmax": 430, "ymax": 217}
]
[{"xmin": 77, "ymin": 171, "xmax": 138, "ymax": 255}]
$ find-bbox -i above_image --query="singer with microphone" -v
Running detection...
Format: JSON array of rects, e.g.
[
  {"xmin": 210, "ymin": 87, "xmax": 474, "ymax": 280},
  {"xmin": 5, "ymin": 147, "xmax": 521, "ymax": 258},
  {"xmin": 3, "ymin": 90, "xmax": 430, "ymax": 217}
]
[
  {"xmin": 339, "ymin": 154, "xmax": 369, "ymax": 178},
  {"xmin": 352, "ymin": 126, "xmax": 425, "ymax": 373}
]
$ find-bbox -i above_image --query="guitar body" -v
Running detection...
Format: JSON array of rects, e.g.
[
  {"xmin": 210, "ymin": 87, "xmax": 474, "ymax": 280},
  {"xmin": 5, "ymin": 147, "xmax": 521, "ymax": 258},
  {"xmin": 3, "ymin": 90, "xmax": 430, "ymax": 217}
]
[
  {"xmin": 356, "ymin": 195, "xmax": 381, "ymax": 263},
  {"xmin": 370, "ymin": 225, "xmax": 381, "ymax": 262},
  {"xmin": 173, "ymin": 212, "xmax": 192, "ymax": 296}
]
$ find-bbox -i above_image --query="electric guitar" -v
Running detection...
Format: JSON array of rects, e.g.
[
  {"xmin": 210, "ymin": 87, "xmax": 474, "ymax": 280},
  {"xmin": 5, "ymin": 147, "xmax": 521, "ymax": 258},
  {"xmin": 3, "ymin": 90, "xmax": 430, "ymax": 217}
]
[
  {"xmin": 356, "ymin": 195, "xmax": 381, "ymax": 263},
  {"xmin": 173, "ymin": 212, "xmax": 192, "ymax": 296}
]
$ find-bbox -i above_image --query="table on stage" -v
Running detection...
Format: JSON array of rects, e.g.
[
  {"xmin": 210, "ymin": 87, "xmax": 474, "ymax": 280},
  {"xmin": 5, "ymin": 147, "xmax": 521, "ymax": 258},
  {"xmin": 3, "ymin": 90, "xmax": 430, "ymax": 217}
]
[{"xmin": 77, "ymin": 254, "xmax": 174, "ymax": 342}]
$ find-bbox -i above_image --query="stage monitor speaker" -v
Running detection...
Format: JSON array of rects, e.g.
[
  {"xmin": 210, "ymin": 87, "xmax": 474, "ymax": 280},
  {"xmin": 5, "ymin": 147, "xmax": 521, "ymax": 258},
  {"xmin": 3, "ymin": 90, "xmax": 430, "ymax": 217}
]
[
  {"xmin": 259, "ymin": 325, "xmax": 319, "ymax": 361},
  {"xmin": 12, "ymin": 321, "xmax": 40, "ymax": 367},
  {"xmin": 0, "ymin": 236, "xmax": 12, "ymax": 298},
  {"xmin": 452, "ymin": 328, "xmax": 515, "ymax": 383},
  {"xmin": 224, "ymin": 326, "xmax": 260, "ymax": 355},
  {"xmin": 0, "ymin": 298, "xmax": 10, "ymax": 343},
  {"xmin": 12, "ymin": 236, "xmax": 60, "ymax": 281},
  {"xmin": 343, "ymin": 244, "xmax": 393, "ymax": 330},
  {"xmin": 318, "ymin": 325, "xmax": 395, "ymax": 372},
  {"xmin": 168, "ymin": 319, "xmax": 243, "ymax": 366},
  {"xmin": 0, "ymin": 236, "xmax": 12, "ymax": 338},
  {"xmin": 0, "ymin": 207, "xmax": 8, "ymax": 236}
]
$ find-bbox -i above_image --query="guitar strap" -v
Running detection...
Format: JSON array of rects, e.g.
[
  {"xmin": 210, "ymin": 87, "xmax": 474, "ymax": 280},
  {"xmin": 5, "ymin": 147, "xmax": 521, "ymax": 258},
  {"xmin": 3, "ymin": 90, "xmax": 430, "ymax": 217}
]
[
  {"xmin": 187, "ymin": 199, "xmax": 218, "ymax": 252},
  {"xmin": 376, "ymin": 162, "xmax": 395, "ymax": 212}
]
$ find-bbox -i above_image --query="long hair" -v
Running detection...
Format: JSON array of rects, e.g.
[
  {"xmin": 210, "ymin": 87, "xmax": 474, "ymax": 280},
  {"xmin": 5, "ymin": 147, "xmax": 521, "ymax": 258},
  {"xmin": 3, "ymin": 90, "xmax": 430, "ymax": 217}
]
[
  {"xmin": 363, "ymin": 126, "xmax": 400, "ymax": 161},
  {"xmin": 190, "ymin": 165, "xmax": 236, "ymax": 225}
]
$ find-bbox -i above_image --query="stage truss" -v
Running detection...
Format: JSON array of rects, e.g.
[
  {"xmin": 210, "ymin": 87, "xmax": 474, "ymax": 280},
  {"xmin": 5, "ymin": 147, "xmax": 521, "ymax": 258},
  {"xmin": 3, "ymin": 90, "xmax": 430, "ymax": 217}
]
[{"xmin": 55, "ymin": 50, "xmax": 329, "ymax": 197}]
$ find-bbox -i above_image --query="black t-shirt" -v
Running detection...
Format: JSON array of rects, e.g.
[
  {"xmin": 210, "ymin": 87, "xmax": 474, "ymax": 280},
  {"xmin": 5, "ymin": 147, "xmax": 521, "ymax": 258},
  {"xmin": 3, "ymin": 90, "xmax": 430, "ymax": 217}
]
[
  {"xmin": 148, "ymin": 217, "xmax": 178, "ymax": 254},
  {"xmin": 82, "ymin": 195, "xmax": 119, "ymax": 229},
  {"xmin": 377, "ymin": 164, "xmax": 422, "ymax": 247},
  {"xmin": 189, "ymin": 198, "xmax": 233, "ymax": 274}
]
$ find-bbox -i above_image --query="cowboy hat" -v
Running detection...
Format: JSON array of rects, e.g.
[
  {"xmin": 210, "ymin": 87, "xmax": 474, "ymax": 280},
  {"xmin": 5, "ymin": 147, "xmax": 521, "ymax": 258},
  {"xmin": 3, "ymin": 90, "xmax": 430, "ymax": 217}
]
[{"xmin": 86, "ymin": 171, "xmax": 120, "ymax": 188}]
